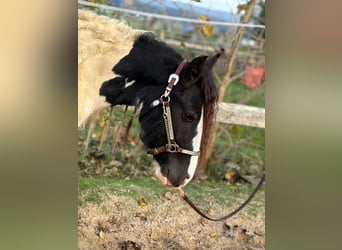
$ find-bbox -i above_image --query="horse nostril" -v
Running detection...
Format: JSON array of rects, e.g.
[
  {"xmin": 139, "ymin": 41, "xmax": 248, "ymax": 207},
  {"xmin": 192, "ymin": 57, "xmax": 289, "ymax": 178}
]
[
  {"xmin": 171, "ymin": 182, "xmax": 181, "ymax": 188},
  {"xmin": 170, "ymin": 178, "xmax": 184, "ymax": 187}
]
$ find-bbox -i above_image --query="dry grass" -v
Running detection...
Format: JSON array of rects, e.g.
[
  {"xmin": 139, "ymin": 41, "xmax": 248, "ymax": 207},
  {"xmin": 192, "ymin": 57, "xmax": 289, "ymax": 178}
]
[{"xmin": 78, "ymin": 177, "xmax": 265, "ymax": 249}]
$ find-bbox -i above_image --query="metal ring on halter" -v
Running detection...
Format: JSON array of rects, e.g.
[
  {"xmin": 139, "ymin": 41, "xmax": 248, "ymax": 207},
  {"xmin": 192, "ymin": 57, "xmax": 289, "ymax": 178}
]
[
  {"xmin": 161, "ymin": 95, "xmax": 170, "ymax": 103},
  {"xmin": 166, "ymin": 143, "xmax": 178, "ymax": 153}
]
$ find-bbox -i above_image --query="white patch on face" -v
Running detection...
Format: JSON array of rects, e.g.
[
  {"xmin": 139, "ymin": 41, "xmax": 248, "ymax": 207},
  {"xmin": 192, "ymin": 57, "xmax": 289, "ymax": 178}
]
[
  {"xmin": 153, "ymin": 160, "xmax": 168, "ymax": 185},
  {"xmin": 124, "ymin": 78, "xmax": 135, "ymax": 88},
  {"xmin": 183, "ymin": 109, "xmax": 204, "ymax": 186}
]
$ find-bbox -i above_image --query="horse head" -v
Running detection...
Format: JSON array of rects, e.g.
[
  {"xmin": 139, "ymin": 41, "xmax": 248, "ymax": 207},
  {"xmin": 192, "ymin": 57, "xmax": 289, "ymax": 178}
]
[{"xmin": 100, "ymin": 34, "xmax": 221, "ymax": 187}]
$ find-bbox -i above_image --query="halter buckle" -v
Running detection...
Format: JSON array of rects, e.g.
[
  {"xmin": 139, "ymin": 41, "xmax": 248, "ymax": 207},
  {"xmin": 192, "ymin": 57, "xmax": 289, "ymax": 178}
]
[{"xmin": 168, "ymin": 73, "xmax": 179, "ymax": 85}]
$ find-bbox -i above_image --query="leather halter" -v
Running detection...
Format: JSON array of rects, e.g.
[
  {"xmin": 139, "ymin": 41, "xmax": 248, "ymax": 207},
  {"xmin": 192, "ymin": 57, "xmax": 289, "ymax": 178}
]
[{"xmin": 147, "ymin": 60, "xmax": 200, "ymax": 157}]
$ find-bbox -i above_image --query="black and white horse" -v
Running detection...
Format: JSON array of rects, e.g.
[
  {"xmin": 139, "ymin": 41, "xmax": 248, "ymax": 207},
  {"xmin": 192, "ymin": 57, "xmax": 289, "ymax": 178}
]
[{"xmin": 78, "ymin": 10, "xmax": 220, "ymax": 187}]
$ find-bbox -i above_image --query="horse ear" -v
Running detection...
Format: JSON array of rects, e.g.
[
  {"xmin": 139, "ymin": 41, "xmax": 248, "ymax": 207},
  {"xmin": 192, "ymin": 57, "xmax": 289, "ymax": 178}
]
[
  {"xmin": 188, "ymin": 55, "xmax": 208, "ymax": 76},
  {"xmin": 205, "ymin": 49, "xmax": 224, "ymax": 70},
  {"xmin": 181, "ymin": 56, "xmax": 208, "ymax": 87}
]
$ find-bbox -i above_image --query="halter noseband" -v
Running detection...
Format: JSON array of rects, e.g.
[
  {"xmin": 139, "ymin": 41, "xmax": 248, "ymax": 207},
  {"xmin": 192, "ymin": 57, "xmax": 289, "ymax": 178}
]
[{"xmin": 147, "ymin": 60, "xmax": 200, "ymax": 157}]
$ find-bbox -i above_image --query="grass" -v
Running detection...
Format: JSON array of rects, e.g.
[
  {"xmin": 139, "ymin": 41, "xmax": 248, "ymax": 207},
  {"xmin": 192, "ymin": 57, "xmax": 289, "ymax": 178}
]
[
  {"xmin": 79, "ymin": 175, "xmax": 265, "ymax": 209},
  {"xmin": 79, "ymin": 175, "xmax": 165, "ymax": 206},
  {"xmin": 223, "ymin": 80, "xmax": 265, "ymax": 107}
]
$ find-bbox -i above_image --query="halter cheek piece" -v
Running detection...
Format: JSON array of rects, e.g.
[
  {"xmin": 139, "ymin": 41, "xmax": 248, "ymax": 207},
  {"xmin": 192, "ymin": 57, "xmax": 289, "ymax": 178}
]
[{"xmin": 147, "ymin": 60, "xmax": 200, "ymax": 157}]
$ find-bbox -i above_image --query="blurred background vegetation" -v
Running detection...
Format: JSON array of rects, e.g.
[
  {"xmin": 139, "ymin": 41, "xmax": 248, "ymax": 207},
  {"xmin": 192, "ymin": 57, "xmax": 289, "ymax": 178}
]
[{"xmin": 78, "ymin": 0, "xmax": 265, "ymax": 184}]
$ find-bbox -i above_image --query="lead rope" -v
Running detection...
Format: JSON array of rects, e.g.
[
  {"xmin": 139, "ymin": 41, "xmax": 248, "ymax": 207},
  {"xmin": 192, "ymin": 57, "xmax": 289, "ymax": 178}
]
[{"xmin": 174, "ymin": 174, "xmax": 265, "ymax": 222}]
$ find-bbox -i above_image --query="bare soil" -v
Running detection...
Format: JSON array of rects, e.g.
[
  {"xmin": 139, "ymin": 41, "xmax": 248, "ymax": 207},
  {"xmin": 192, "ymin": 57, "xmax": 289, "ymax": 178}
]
[{"xmin": 78, "ymin": 189, "xmax": 265, "ymax": 249}]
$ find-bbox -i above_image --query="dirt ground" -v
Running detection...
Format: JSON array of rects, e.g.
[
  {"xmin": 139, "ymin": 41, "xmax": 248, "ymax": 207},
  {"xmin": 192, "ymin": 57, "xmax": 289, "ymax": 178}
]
[{"xmin": 78, "ymin": 190, "xmax": 265, "ymax": 249}]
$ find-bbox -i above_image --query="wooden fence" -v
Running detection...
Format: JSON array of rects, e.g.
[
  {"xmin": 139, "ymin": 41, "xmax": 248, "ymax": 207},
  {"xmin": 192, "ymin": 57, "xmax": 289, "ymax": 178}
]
[{"xmin": 217, "ymin": 103, "xmax": 265, "ymax": 128}]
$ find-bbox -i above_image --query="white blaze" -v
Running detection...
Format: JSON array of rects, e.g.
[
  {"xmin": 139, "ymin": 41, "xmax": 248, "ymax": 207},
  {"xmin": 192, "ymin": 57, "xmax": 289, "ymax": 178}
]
[{"xmin": 183, "ymin": 109, "xmax": 204, "ymax": 186}]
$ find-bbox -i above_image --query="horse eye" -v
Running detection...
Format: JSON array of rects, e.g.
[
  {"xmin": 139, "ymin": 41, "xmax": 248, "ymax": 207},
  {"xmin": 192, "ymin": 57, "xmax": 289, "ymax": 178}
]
[{"xmin": 182, "ymin": 112, "xmax": 196, "ymax": 123}]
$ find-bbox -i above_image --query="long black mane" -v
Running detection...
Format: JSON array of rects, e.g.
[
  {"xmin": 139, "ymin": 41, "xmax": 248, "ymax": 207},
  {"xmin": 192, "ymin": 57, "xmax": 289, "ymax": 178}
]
[{"xmin": 113, "ymin": 34, "xmax": 183, "ymax": 84}]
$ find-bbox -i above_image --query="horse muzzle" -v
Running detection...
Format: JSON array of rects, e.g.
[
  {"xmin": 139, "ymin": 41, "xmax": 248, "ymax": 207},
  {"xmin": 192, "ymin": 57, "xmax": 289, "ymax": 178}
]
[{"xmin": 154, "ymin": 164, "xmax": 190, "ymax": 187}]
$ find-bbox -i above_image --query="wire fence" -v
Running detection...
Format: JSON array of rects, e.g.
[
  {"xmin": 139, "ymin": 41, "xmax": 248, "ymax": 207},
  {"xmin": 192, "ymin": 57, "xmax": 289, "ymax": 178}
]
[{"xmin": 78, "ymin": 0, "xmax": 265, "ymax": 29}]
